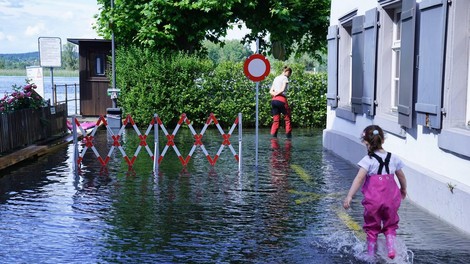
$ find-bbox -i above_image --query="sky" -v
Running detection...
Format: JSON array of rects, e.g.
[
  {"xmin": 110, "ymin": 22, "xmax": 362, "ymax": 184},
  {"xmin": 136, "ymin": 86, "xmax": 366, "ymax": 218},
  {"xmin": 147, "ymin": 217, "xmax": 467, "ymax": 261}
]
[{"xmin": 0, "ymin": 0, "xmax": 249, "ymax": 54}]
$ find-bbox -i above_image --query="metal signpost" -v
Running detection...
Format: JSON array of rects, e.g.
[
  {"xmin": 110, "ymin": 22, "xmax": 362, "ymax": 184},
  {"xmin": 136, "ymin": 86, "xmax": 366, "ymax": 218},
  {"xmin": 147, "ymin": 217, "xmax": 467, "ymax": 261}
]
[
  {"xmin": 243, "ymin": 40, "xmax": 270, "ymax": 168},
  {"xmin": 107, "ymin": 0, "xmax": 122, "ymax": 135},
  {"xmin": 38, "ymin": 37, "xmax": 62, "ymax": 105}
]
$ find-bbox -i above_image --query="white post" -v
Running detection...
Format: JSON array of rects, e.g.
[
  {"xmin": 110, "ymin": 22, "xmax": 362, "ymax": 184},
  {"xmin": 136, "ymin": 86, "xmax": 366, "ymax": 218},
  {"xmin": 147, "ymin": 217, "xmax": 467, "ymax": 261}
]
[
  {"xmin": 50, "ymin": 67, "xmax": 55, "ymax": 105},
  {"xmin": 153, "ymin": 114, "xmax": 159, "ymax": 174},
  {"xmin": 255, "ymin": 82, "xmax": 259, "ymax": 168},
  {"xmin": 238, "ymin": 112, "xmax": 242, "ymax": 173},
  {"xmin": 255, "ymin": 38, "xmax": 260, "ymax": 168},
  {"xmin": 72, "ymin": 115, "xmax": 78, "ymax": 173}
]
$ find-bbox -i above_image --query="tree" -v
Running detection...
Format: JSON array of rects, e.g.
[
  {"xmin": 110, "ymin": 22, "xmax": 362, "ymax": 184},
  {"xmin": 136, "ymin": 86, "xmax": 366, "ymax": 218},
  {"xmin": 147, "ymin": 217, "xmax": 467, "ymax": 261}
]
[
  {"xmin": 95, "ymin": 0, "xmax": 330, "ymax": 59},
  {"xmin": 203, "ymin": 40, "xmax": 253, "ymax": 64},
  {"xmin": 62, "ymin": 43, "xmax": 78, "ymax": 70},
  {"xmin": 95, "ymin": 0, "xmax": 237, "ymax": 52},
  {"xmin": 237, "ymin": 0, "xmax": 330, "ymax": 60}
]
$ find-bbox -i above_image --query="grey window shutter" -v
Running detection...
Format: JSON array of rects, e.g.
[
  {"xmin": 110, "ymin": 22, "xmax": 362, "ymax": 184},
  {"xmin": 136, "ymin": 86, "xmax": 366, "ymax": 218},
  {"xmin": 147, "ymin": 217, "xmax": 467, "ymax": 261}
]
[
  {"xmin": 327, "ymin": 25, "xmax": 339, "ymax": 108},
  {"xmin": 415, "ymin": 0, "xmax": 448, "ymax": 129},
  {"xmin": 398, "ymin": 0, "xmax": 417, "ymax": 128},
  {"xmin": 362, "ymin": 8, "xmax": 378, "ymax": 116},
  {"xmin": 351, "ymin": 15, "xmax": 364, "ymax": 114}
]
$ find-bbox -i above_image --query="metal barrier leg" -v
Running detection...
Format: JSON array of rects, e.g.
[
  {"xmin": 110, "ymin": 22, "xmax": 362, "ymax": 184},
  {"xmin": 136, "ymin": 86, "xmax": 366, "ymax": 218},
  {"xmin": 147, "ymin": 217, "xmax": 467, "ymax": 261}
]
[
  {"xmin": 72, "ymin": 115, "xmax": 78, "ymax": 173},
  {"xmin": 153, "ymin": 113, "xmax": 159, "ymax": 174}
]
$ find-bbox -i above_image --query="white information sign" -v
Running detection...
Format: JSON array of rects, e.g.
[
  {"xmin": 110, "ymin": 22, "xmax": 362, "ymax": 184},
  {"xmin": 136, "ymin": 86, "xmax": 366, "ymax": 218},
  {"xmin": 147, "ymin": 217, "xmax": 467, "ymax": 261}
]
[
  {"xmin": 26, "ymin": 66, "xmax": 45, "ymax": 98},
  {"xmin": 38, "ymin": 37, "xmax": 62, "ymax": 67}
]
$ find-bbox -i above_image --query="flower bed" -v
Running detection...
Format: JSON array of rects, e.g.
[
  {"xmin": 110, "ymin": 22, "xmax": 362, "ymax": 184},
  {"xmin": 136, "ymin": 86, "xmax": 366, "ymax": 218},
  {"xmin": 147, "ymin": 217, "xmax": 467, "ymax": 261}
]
[
  {"xmin": 0, "ymin": 83, "xmax": 46, "ymax": 113},
  {"xmin": 0, "ymin": 83, "xmax": 67, "ymax": 154}
]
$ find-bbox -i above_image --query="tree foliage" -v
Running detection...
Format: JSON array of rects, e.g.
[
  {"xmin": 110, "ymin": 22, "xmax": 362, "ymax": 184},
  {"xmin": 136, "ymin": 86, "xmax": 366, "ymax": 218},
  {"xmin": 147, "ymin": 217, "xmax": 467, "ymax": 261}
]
[
  {"xmin": 95, "ymin": 0, "xmax": 330, "ymax": 59},
  {"xmin": 62, "ymin": 43, "xmax": 78, "ymax": 71},
  {"xmin": 203, "ymin": 40, "xmax": 253, "ymax": 64}
]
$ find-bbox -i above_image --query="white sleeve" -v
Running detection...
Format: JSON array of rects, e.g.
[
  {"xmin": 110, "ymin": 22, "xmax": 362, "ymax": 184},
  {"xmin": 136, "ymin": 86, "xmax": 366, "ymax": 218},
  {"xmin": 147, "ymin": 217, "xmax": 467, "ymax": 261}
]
[
  {"xmin": 357, "ymin": 155, "xmax": 371, "ymax": 171},
  {"xmin": 394, "ymin": 156, "xmax": 405, "ymax": 171}
]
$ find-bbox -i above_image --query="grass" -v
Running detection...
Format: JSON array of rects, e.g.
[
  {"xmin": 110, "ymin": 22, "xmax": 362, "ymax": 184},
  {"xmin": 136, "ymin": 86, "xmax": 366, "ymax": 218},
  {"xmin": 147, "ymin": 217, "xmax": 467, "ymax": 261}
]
[{"xmin": 0, "ymin": 68, "xmax": 79, "ymax": 77}]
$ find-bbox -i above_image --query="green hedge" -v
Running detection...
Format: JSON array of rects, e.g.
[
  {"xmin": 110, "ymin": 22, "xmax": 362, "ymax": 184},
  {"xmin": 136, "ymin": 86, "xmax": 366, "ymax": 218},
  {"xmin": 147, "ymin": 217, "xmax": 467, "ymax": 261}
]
[{"xmin": 115, "ymin": 47, "xmax": 326, "ymax": 128}]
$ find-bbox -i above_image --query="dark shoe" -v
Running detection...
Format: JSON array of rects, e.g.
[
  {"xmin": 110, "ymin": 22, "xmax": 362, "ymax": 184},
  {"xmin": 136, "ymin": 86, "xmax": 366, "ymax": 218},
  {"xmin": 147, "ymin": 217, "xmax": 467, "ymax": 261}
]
[
  {"xmin": 271, "ymin": 132, "xmax": 278, "ymax": 138},
  {"xmin": 286, "ymin": 132, "xmax": 292, "ymax": 139}
]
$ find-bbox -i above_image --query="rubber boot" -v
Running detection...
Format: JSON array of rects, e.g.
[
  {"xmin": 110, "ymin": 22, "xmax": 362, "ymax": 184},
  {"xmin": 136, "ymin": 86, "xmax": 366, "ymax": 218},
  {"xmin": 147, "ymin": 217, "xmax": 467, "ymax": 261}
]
[
  {"xmin": 367, "ymin": 240, "xmax": 376, "ymax": 257},
  {"xmin": 386, "ymin": 234, "xmax": 396, "ymax": 259}
]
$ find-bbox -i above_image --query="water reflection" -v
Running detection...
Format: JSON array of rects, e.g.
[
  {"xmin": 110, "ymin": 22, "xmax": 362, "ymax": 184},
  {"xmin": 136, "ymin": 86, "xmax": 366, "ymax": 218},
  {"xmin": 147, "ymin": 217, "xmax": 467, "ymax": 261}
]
[
  {"xmin": 266, "ymin": 138, "xmax": 291, "ymax": 250},
  {"xmin": 0, "ymin": 128, "xmax": 470, "ymax": 263}
]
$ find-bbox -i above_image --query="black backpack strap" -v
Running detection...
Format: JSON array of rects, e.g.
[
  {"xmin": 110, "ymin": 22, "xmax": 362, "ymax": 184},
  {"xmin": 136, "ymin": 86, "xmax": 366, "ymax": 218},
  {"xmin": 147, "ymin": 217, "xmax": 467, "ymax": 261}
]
[{"xmin": 371, "ymin": 152, "xmax": 391, "ymax": 175}]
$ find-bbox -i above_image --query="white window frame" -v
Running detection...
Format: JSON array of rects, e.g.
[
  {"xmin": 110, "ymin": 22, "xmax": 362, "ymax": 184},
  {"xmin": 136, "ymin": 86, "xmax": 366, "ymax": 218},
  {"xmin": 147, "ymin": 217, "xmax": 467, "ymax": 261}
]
[
  {"xmin": 373, "ymin": 4, "xmax": 406, "ymax": 137},
  {"xmin": 437, "ymin": 0, "xmax": 470, "ymax": 158},
  {"xmin": 334, "ymin": 9, "xmax": 358, "ymax": 122},
  {"xmin": 467, "ymin": 44, "xmax": 470, "ymax": 127},
  {"xmin": 338, "ymin": 24, "xmax": 353, "ymax": 108},
  {"xmin": 391, "ymin": 9, "xmax": 401, "ymax": 112}
]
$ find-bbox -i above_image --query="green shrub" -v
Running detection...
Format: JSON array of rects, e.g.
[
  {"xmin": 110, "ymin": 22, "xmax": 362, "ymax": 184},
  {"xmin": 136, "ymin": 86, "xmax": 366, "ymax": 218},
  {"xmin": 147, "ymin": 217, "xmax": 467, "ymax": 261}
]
[{"xmin": 115, "ymin": 47, "xmax": 326, "ymax": 128}]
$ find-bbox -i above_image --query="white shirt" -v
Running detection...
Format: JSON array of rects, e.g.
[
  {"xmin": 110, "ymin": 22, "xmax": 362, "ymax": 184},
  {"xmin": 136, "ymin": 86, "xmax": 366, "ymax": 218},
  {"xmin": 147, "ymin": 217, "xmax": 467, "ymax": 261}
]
[
  {"xmin": 357, "ymin": 151, "xmax": 404, "ymax": 175},
  {"xmin": 271, "ymin": 75, "xmax": 289, "ymax": 96}
]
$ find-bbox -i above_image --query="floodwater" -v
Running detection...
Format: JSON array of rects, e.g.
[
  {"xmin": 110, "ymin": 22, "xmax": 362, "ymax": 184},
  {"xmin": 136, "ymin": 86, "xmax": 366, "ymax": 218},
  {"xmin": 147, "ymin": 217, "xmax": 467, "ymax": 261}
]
[{"xmin": 1, "ymin": 127, "xmax": 470, "ymax": 264}]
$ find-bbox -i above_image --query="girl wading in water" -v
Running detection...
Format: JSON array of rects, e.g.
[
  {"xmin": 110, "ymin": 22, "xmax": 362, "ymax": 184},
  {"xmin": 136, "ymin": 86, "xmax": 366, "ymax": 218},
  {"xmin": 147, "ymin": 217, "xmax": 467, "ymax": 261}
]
[{"xmin": 343, "ymin": 125, "xmax": 407, "ymax": 259}]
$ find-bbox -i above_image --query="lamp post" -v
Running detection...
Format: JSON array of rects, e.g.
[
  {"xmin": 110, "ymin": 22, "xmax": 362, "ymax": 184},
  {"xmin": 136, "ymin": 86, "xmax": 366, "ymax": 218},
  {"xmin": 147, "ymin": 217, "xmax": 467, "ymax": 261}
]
[{"xmin": 106, "ymin": 0, "xmax": 122, "ymax": 135}]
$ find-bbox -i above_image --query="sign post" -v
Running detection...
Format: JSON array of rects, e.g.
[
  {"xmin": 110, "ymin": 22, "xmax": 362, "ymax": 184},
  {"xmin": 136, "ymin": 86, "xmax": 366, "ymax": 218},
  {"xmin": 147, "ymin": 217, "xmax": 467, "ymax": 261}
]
[
  {"xmin": 243, "ymin": 43, "xmax": 270, "ymax": 168},
  {"xmin": 38, "ymin": 37, "xmax": 62, "ymax": 105}
]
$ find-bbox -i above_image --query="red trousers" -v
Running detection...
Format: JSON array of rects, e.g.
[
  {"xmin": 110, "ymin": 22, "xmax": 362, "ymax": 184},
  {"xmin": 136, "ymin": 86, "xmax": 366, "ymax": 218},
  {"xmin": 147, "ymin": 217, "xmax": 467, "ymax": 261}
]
[{"xmin": 271, "ymin": 95, "xmax": 292, "ymax": 136}]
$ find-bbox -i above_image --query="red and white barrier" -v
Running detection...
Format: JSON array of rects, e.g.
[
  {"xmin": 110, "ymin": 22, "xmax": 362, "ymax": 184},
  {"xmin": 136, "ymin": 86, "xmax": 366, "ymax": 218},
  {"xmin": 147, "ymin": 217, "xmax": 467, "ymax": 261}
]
[{"xmin": 72, "ymin": 113, "xmax": 242, "ymax": 172}]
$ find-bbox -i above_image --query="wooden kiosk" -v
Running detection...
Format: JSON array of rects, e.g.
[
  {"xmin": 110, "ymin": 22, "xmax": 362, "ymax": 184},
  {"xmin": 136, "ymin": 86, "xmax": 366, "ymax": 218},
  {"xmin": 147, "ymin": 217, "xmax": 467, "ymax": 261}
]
[{"xmin": 67, "ymin": 38, "xmax": 113, "ymax": 116}]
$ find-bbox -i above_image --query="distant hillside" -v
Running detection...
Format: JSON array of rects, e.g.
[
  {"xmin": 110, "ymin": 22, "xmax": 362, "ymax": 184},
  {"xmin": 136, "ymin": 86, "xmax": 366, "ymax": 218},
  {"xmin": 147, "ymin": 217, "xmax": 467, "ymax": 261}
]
[
  {"xmin": 0, "ymin": 49, "xmax": 78, "ymax": 70},
  {"xmin": 0, "ymin": 52, "xmax": 40, "ymax": 69},
  {"xmin": 0, "ymin": 52, "xmax": 39, "ymax": 60}
]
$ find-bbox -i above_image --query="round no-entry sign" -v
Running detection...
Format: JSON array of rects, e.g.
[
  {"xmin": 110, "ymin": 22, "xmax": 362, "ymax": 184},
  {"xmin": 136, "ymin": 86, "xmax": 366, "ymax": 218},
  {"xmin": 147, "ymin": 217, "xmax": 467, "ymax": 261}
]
[{"xmin": 243, "ymin": 54, "xmax": 270, "ymax": 82}]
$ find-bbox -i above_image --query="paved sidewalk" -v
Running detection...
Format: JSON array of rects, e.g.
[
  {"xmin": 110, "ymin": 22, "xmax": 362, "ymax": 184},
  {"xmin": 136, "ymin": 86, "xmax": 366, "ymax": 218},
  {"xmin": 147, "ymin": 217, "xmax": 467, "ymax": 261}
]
[{"xmin": 0, "ymin": 116, "xmax": 100, "ymax": 171}]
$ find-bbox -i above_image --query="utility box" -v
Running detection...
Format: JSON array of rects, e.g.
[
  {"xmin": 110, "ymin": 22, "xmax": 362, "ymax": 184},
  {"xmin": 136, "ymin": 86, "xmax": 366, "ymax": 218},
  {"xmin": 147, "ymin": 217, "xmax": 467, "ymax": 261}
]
[{"xmin": 106, "ymin": 107, "xmax": 122, "ymax": 130}]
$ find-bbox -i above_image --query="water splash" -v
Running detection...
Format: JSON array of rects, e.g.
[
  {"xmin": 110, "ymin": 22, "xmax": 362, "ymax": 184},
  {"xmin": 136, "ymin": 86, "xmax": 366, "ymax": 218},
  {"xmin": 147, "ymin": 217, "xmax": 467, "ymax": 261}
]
[{"xmin": 316, "ymin": 231, "xmax": 414, "ymax": 264}]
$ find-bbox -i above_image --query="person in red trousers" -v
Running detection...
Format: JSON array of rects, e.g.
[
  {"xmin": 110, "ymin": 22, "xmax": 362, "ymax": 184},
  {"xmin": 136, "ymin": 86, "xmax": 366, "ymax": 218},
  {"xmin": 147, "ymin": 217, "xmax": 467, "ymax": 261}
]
[{"xmin": 269, "ymin": 66, "xmax": 292, "ymax": 139}]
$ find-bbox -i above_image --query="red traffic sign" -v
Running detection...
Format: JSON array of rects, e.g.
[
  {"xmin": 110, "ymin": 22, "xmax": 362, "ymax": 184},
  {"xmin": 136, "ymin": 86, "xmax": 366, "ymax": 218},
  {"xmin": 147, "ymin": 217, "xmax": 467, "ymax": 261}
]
[{"xmin": 243, "ymin": 54, "xmax": 270, "ymax": 82}]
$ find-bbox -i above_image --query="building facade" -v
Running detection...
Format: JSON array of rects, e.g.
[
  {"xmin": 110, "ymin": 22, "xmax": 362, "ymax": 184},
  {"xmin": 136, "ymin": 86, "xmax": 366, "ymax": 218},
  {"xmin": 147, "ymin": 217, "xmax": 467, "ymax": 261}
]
[{"xmin": 324, "ymin": 0, "xmax": 470, "ymax": 234}]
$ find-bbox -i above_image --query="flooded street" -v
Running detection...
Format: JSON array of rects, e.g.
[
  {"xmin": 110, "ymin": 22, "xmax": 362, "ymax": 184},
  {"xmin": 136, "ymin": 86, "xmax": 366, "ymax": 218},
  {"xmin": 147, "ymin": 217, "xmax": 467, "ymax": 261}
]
[{"xmin": 1, "ymin": 128, "xmax": 469, "ymax": 263}]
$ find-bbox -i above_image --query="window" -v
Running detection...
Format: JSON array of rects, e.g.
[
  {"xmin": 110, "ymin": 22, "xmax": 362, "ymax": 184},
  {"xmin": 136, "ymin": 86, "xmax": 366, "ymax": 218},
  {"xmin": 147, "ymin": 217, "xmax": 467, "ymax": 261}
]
[
  {"xmin": 89, "ymin": 52, "xmax": 107, "ymax": 78},
  {"xmin": 375, "ymin": 6, "xmax": 398, "ymax": 117},
  {"xmin": 373, "ymin": 2, "xmax": 408, "ymax": 136},
  {"xmin": 435, "ymin": 0, "xmax": 470, "ymax": 157},
  {"xmin": 95, "ymin": 55, "xmax": 105, "ymax": 76},
  {"xmin": 467, "ymin": 49, "xmax": 470, "ymax": 127},
  {"xmin": 338, "ymin": 23, "xmax": 353, "ymax": 108},
  {"xmin": 391, "ymin": 10, "xmax": 401, "ymax": 112},
  {"xmin": 334, "ymin": 10, "xmax": 357, "ymax": 122}
]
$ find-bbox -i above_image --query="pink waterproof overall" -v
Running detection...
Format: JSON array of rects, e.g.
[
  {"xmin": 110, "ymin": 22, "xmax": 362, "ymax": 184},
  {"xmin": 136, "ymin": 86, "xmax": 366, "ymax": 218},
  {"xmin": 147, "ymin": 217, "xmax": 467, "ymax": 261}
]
[{"xmin": 361, "ymin": 153, "xmax": 401, "ymax": 242}]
